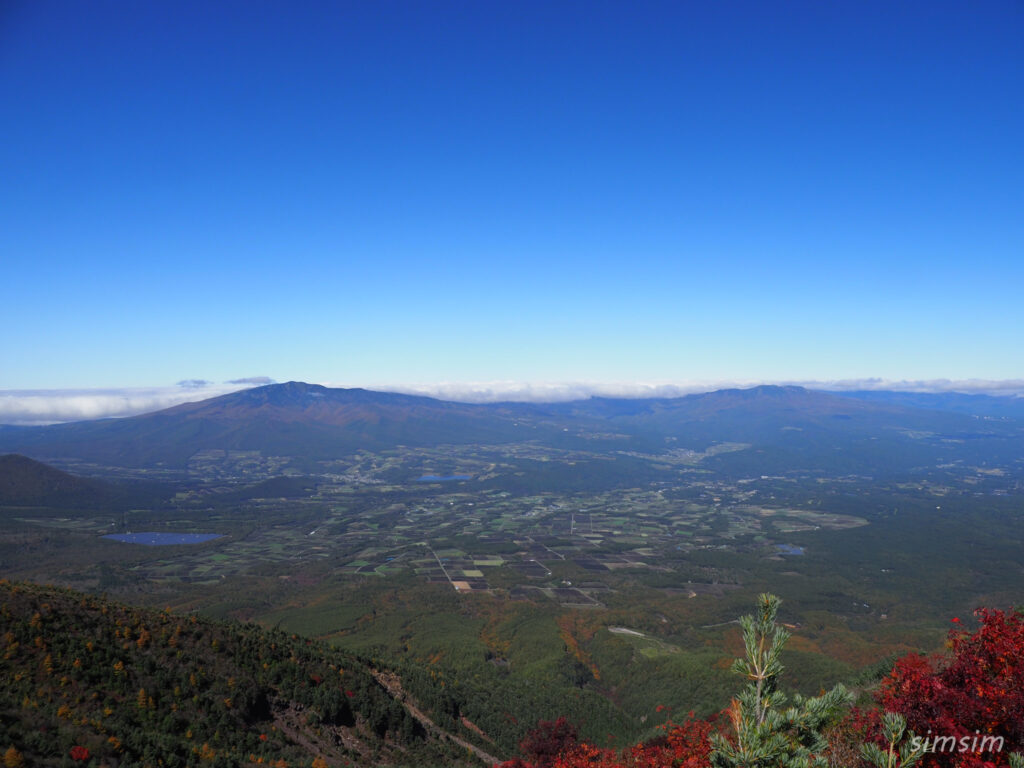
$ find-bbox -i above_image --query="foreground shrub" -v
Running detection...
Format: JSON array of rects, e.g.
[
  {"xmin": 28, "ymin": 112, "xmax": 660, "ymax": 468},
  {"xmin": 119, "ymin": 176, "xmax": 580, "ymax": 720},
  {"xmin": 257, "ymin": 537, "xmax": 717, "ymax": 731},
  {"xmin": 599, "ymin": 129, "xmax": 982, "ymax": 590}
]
[{"xmin": 879, "ymin": 608, "xmax": 1024, "ymax": 768}]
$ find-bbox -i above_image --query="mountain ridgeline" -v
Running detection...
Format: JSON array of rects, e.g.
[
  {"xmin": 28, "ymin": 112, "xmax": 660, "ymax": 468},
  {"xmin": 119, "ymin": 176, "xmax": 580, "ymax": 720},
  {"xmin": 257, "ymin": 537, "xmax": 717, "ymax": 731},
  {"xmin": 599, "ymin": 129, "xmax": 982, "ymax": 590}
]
[{"xmin": 0, "ymin": 382, "xmax": 1020, "ymax": 475}]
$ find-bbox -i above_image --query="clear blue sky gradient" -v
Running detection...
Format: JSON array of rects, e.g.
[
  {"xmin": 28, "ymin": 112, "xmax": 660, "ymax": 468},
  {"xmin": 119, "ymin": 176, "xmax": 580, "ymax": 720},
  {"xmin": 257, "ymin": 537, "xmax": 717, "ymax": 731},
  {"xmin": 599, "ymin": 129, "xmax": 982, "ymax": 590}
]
[{"xmin": 2, "ymin": 1, "xmax": 1022, "ymax": 388}]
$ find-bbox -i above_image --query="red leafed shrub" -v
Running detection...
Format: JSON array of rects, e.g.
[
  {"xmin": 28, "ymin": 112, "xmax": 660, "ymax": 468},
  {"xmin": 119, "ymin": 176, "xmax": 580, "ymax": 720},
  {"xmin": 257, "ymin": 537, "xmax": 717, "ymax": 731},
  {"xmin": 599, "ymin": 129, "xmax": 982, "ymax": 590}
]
[
  {"xmin": 626, "ymin": 716, "xmax": 714, "ymax": 768},
  {"xmin": 502, "ymin": 715, "xmax": 713, "ymax": 768},
  {"xmin": 825, "ymin": 707, "xmax": 886, "ymax": 766},
  {"xmin": 70, "ymin": 745, "xmax": 90, "ymax": 761},
  {"xmin": 879, "ymin": 608, "xmax": 1024, "ymax": 767},
  {"xmin": 515, "ymin": 717, "xmax": 580, "ymax": 768}
]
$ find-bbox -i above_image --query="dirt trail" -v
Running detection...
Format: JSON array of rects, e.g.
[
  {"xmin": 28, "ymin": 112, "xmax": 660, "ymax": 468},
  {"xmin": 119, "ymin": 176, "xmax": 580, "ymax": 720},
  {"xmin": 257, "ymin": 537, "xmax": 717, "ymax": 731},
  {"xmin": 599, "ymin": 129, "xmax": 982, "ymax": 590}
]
[{"xmin": 372, "ymin": 669, "xmax": 503, "ymax": 765}]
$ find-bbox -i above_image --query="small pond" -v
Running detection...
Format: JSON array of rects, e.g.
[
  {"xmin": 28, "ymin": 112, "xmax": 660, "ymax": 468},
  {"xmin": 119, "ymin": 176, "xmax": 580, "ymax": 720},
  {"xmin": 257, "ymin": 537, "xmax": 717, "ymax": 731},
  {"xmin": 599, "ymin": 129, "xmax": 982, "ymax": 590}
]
[{"xmin": 102, "ymin": 532, "xmax": 223, "ymax": 546}]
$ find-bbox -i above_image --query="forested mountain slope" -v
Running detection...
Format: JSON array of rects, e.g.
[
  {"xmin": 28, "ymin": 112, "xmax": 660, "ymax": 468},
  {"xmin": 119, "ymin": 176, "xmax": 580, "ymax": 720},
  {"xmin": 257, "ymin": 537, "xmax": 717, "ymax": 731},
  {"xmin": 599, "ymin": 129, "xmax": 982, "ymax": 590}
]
[{"xmin": 0, "ymin": 580, "xmax": 481, "ymax": 768}]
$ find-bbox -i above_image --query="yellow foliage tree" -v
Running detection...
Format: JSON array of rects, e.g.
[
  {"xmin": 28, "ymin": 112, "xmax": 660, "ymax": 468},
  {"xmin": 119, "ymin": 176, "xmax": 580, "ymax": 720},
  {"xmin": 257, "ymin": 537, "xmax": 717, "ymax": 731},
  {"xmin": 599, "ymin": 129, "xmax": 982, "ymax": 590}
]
[{"xmin": 3, "ymin": 746, "xmax": 24, "ymax": 768}]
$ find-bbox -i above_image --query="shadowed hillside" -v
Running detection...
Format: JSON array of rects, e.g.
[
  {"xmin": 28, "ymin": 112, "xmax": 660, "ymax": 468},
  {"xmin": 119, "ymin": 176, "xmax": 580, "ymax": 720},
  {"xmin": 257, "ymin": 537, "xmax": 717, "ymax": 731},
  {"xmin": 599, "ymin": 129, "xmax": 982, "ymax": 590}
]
[{"xmin": 0, "ymin": 454, "xmax": 109, "ymax": 507}]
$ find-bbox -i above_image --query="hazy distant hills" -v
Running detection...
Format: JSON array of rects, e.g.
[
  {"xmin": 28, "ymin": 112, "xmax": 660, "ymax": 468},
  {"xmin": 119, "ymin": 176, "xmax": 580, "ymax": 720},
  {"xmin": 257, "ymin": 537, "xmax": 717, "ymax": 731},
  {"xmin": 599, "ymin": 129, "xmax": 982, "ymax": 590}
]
[
  {"xmin": 545, "ymin": 383, "xmax": 1021, "ymax": 449},
  {"xmin": 0, "ymin": 381, "xmax": 1020, "ymax": 475},
  {"xmin": 549, "ymin": 384, "xmax": 895, "ymax": 428},
  {"xmin": 547, "ymin": 384, "xmax": 1024, "ymax": 474},
  {"xmin": 839, "ymin": 389, "xmax": 1024, "ymax": 419}
]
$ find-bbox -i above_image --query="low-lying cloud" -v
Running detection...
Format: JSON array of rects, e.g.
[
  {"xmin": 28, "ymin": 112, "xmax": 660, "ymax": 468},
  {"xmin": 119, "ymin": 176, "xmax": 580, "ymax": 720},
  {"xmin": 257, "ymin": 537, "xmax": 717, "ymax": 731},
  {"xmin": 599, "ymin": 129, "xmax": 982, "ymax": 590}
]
[
  {"xmin": 376, "ymin": 381, "xmax": 741, "ymax": 403},
  {"xmin": 1, "ymin": 378, "xmax": 1021, "ymax": 426},
  {"xmin": 805, "ymin": 377, "xmax": 1024, "ymax": 396},
  {"xmin": 376, "ymin": 378, "xmax": 1024, "ymax": 403},
  {"xmin": 0, "ymin": 379, "xmax": 272, "ymax": 426}
]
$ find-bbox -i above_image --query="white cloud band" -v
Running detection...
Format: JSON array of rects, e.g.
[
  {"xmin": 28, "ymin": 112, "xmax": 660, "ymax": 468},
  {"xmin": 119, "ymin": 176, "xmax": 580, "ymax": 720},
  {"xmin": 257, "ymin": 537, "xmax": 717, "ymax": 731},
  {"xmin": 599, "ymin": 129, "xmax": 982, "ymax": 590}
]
[
  {"xmin": 366, "ymin": 378, "xmax": 1024, "ymax": 404},
  {"xmin": 0, "ymin": 383, "xmax": 259, "ymax": 426},
  {"xmin": 1, "ymin": 378, "xmax": 1021, "ymax": 426}
]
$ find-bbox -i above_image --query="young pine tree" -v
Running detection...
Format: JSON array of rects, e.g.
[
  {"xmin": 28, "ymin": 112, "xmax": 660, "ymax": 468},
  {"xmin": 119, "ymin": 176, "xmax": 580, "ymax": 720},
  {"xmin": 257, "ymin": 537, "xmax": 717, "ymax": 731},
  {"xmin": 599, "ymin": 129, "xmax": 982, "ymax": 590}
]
[
  {"xmin": 711, "ymin": 593, "xmax": 852, "ymax": 768},
  {"xmin": 860, "ymin": 711, "xmax": 925, "ymax": 768}
]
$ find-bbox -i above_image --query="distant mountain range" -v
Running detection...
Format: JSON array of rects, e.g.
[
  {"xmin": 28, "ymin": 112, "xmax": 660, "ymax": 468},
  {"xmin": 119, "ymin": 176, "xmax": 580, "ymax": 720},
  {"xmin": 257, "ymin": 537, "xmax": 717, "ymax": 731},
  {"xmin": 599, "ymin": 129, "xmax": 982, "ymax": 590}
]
[
  {"xmin": 0, "ymin": 381, "xmax": 1021, "ymax": 474},
  {"xmin": 838, "ymin": 389, "xmax": 1024, "ymax": 419}
]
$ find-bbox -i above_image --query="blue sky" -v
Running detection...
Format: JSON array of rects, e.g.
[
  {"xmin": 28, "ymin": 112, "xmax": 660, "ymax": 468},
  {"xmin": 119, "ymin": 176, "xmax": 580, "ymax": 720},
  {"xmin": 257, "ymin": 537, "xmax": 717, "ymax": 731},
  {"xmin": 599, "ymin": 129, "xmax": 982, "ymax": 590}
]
[{"xmin": 2, "ymin": 1, "xmax": 1022, "ymax": 394}]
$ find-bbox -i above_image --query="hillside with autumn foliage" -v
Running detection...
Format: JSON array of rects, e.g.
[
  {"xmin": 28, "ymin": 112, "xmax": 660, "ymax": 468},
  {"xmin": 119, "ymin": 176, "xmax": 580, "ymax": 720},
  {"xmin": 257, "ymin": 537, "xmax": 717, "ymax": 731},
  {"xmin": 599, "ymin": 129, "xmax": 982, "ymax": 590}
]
[
  {"xmin": 0, "ymin": 580, "xmax": 482, "ymax": 768},
  {"xmin": 4, "ymin": 580, "xmax": 1024, "ymax": 768},
  {"xmin": 492, "ymin": 602, "xmax": 1024, "ymax": 768}
]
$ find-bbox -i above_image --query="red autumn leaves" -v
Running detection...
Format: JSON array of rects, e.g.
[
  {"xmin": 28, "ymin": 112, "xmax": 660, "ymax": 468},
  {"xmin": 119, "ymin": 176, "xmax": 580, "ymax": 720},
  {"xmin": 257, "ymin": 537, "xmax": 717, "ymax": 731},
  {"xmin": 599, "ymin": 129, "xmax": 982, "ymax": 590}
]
[
  {"xmin": 69, "ymin": 746, "xmax": 90, "ymax": 761},
  {"xmin": 501, "ymin": 607, "xmax": 1024, "ymax": 768},
  {"xmin": 878, "ymin": 607, "xmax": 1024, "ymax": 768},
  {"xmin": 500, "ymin": 714, "xmax": 714, "ymax": 768}
]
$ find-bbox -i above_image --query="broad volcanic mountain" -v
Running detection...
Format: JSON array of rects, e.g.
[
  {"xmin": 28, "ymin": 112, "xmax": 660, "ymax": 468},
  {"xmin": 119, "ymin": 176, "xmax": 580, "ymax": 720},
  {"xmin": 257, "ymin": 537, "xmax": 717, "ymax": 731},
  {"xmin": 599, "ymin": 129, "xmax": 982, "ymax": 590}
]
[{"xmin": 0, "ymin": 382, "xmax": 572, "ymax": 468}]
